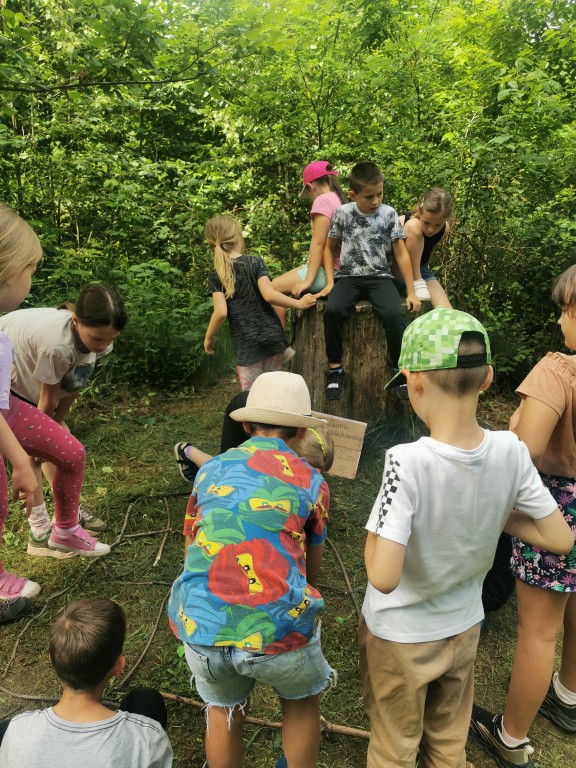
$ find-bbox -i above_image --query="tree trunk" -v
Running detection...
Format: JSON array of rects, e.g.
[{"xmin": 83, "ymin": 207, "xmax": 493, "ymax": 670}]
[{"xmin": 290, "ymin": 301, "xmax": 404, "ymax": 422}]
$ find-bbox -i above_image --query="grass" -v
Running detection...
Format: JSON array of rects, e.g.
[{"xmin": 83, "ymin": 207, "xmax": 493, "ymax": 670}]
[{"xmin": 0, "ymin": 379, "xmax": 574, "ymax": 767}]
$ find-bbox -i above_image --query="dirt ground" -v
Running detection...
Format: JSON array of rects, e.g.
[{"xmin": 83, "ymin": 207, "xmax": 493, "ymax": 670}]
[{"xmin": 0, "ymin": 379, "xmax": 574, "ymax": 767}]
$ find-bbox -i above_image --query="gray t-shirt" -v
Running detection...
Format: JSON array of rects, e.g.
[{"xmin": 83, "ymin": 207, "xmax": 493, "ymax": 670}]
[{"xmin": 0, "ymin": 708, "xmax": 173, "ymax": 767}]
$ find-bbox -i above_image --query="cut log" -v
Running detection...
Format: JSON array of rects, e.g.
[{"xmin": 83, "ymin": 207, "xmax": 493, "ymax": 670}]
[{"xmin": 290, "ymin": 301, "xmax": 404, "ymax": 422}]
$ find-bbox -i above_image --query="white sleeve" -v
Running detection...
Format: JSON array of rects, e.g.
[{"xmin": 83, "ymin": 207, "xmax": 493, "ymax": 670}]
[{"xmin": 366, "ymin": 448, "xmax": 415, "ymax": 545}]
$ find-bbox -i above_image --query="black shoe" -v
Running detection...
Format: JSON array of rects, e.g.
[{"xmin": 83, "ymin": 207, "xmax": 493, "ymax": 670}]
[
  {"xmin": 174, "ymin": 442, "xmax": 199, "ymax": 483},
  {"xmin": 539, "ymin": 677, "xmax": 576, "ymax": 732},
  {"xmin": 0, "ymin": 597, "xmax": 32, "ymax": 625},
  {"xmin": 469, "ymin": 706, "xmax": 535, "ymax": 768},
  {"xmin": 326, "ymin": 368, "xmax": 347, "ymax": 400}
]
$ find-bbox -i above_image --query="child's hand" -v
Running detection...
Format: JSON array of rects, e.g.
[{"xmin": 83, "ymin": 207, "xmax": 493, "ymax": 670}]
[
  {"xmin": 204, "ymin": 337, "xmax": 216, "ymax": 354},
  {"xmin": 298, "ymin": 294, "xmax": 317, "ymax": 310},
  {"xmin": 405, "ymin": 293, "xmax": 422, "ymax": 312},
  {"xmin": 291, "ymin": 280, "xmax": 312, "ymax": 297},
  {"xmin": 11, "ymin": 461, "xmax": 38, "ymax": 515}
]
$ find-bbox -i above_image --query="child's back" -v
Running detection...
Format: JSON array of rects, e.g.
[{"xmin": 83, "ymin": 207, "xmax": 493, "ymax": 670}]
[
  {"xmin": 0, "ymin": 598, "xmax": 172, "ymax": 768},
  {"xmin": 1, "ymin": 707, "xmax": 170, "ymax": 768},
  {"xmin": 363, "ymin": 430, "xmax": 555, "ymax": 643}
]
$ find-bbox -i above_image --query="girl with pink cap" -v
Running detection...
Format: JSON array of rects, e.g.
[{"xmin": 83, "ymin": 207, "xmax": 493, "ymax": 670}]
[{"xmin": 272, "ymin": 161, "xmax": 345, "ymax": 311}]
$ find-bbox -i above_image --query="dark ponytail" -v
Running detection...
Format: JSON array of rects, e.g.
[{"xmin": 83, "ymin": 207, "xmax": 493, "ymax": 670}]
[{"xmin": 59, "ymin": 283, "xmax": 128, "ymax": 330}]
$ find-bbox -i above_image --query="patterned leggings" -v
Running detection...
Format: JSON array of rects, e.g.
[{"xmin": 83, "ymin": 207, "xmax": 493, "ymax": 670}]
[{"xmin": 0, "ymin": 397, "xmax": 86, "ymax": 549}]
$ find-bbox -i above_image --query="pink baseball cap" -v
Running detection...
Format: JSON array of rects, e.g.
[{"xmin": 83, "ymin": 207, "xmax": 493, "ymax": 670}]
[{"xmin": 299, "ymin": 161, "xmax": 338, "ymax": 198}]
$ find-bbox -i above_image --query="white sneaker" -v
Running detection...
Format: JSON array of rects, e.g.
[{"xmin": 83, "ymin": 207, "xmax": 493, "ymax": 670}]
[{"xmin": 413, "ymin": 279, "xmax": 431, "ymax": 301}]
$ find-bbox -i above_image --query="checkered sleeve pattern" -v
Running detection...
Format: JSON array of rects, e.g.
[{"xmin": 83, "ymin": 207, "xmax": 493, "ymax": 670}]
[{"xmin": 375, "ymin": 454, "xmax": 401, "ymax": 534}]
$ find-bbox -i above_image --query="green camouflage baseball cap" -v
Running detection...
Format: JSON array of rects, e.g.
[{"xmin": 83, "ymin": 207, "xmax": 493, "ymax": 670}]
[{"xmin": 385, "ymin": 307, "xmax": 492, "ymax": 388}]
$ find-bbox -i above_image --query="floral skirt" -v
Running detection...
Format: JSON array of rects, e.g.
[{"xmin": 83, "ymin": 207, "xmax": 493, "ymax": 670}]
[{"xmin": 511, "ymin": 473, "xmax": 576, "ymax": 591}]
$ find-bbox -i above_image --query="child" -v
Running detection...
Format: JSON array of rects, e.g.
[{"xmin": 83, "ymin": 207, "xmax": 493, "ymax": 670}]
[
  {"xmin": 175, "ymin": 414, "xmax": 334, "ymax": 483},
  {"xmin": 0, "ymin": 283, "xmax": 127, "ymax": 534},
  {"xmin": 470, "ymin": 265, "xmax": 576, "ymax": 767},
  {"xmin": 398, "ymin": 187, "xmax": 453, "ymax": 306},
  {"xmin": 0, "ymin": 598, "xmax": 173, "ymax": 767},
  {"xmin": 271, "ymin": 161, "xmax": 345, "ymax": 307},
  {"xmin": 203, "ymin": 215, "xmax": 316, "ymax": 391},
  {"xmin": 361, "ymin": 307, "xmax": 573, "ymax": 768},
  {"xmin": 322, "ymin": 161, "xmax": 421, "ymax": 400},
  {"xmin": 168, "ymin": 372, "xmax": 335, "ymax": 768},
  {"xmin": 0, "ymin": 206, "xmax": 108, "ymax": 623}
]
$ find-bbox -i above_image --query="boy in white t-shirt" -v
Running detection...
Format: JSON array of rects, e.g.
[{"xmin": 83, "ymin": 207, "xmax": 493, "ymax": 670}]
[{"xmin": 360, "ymin": 307, "xmax": 573, "ymax": 768}]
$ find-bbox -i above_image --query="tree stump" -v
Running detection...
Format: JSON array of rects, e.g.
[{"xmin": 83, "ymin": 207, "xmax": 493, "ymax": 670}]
[{"xmin": 290, "ymin": 301, "xmax": 404, "ymax": 422}]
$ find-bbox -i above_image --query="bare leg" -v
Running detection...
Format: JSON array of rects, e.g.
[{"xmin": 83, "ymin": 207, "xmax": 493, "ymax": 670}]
[
  {"xmin": 427, "ymin": 280, "xmax": 452, "ymax": 309},
  {"xmin": 503, "ymin": 581, "xmax": 569, "ymax": 738},
  {"xmin": 187, "ymin": 447, "xmax": 214, "ymax": 467},
  {"xmin": 272, "ymin": 270, "xmax": 303, "ymax": 295},
  {"xmin": 559, "ymin": 594, "xmax": 576, "ymax": 691},
  {"xmin": 271, "ymin": 270, "xmax": 303, "ymax": 329},
  {"xmin": 205, "ymin": 703, "xmax": 247, "ymax": 768},
  {"xmin": 280, "ymin": 695, "xmax": 321, "ymax": 768}
]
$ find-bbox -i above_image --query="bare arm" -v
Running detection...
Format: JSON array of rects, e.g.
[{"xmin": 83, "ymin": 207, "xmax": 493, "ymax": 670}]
[
  {"xmin": 258, "ymin": 276, "xmax": 316, "ymax": 310},
  {"xmin": 305, "ymin": 542, "xmax": 324, "ymax": 588},
  {"xmin": 36, "ymin": 381, "xmax": 61, "ymax": 419},
  {"xmin": 53, "ymin": 392, "xmax": 79, "ymax": 425},
  {"xmin": 37, "ymin": 381, "xmax": 78, "ymax": 425},
  {"xmin": 0, "ymin": 414, "xmax": 37, "ymax": 513},
  {"xmin": 292, "ymin": 215, "xmax": 332, "ymax": 297},
  {"xmin": 204, "ymin": 293, "xmax": 228, "ymax": 354},
  {"xmin": 364, "ymin": 532, "xmax": 406, "ymax": 594},
  {"xmin": 403, "ymin": 218, "xmax": 425, "ymax": 281},
  {"xmin": 504, "ymin": 507, "xmax": 573, "ymax": 555},
  {"xmin": 392, "ymin": 239, "xmax": 421, "ymax": 312},
  {"xmin": 511, "ymin": 396, "xmax": 560, "ymax": 469}
]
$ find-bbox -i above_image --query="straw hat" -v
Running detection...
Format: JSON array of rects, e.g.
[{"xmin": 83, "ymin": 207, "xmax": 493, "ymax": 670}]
[{"xmin": 230, "ymin": 372, "xmax": 326, "ymax": 428}]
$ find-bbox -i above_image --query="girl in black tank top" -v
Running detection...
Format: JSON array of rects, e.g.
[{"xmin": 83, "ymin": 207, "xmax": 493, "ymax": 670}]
[{"xmin": 397, "ymin": 187, "xmax": 453, "ymax": 308}]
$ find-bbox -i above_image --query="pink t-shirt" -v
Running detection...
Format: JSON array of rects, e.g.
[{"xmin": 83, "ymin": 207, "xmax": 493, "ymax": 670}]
[
  {"xmin": 310, "ymin": 191, "xmax": 341, "ymax": 221},
  {"xmin": 509, "ymin": 352, "xmax": 576, "ymax": 477}
]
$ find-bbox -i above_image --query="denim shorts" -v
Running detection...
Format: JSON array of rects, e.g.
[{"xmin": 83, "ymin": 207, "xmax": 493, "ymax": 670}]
[
  {"xmin": 420, "ymin": 263, "xmax": 436, "ymax": 281},
  {"xmin": 183, "ymin": 623, "xmax": 335, "ymax": 707},
  {"xmin": 296, "ymin": 265, "xmax": 327, "ymax": 294}
]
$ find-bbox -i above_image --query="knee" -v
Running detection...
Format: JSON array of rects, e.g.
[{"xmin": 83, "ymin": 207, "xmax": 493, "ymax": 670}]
[{"xmin": 60, "ymin": 436, "xmax": 86, "ymax": 471}]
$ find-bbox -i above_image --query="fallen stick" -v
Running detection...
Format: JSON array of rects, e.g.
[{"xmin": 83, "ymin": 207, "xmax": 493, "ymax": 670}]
[{"xmin": 159, "ymin": 691, "xmax": 370, "ymax": 740}]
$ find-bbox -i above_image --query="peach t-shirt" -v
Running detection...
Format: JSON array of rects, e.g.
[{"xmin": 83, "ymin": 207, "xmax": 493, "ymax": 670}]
[{"xmin": 509, "ymin": 352, "xmax": 576, "ymax": 477}]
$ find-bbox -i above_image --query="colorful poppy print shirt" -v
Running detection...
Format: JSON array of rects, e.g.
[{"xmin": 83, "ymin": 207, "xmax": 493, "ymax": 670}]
[{"xmin": 168, "ymin": 436, "xmax": 329, "ymax": 655}]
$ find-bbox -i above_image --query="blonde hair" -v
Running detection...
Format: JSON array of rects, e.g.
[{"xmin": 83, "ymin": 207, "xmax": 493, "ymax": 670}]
[
  {"xmin": 205, "ymin": 215, "xmax": 244, "ymax": 299},
  {"xmin": 552, "ymin": 265, "xmax": 576, "ymax": 314},
  {"xmin": 0, "ymin": 203, "xmax": 42, "ymax": 284},
  {"xmin": 298, "ymin": 427, "xmax": 335, "ymax": 472},
  {"xmin": 414, "ymin": 188, "xmax": 454, "ymax": 223}
]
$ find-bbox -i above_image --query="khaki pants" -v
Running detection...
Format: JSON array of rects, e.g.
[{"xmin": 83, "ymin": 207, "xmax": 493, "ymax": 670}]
[{"xmin": 359, "ymin": 616, "xmax": 480, "ymax": 768}]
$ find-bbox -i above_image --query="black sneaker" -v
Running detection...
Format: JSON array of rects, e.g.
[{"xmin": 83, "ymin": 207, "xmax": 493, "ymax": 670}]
[
  {"xmin": 174, "ymin": 442, "xmax": 199, "ymax": 483},
  {"xmin": 326, "ymin": 368, "xmax": 347, "ymax": 400},
  {"xmin": 0, "ymin": 597, "xmax": 32, "ymax": 625},
  {"xmin": 539, "ymin": 677, "xmax": 576, "ymax": 732},
  {"xmin": 469, "ymin": 706, "xmax": 534, "ymax": 768}
]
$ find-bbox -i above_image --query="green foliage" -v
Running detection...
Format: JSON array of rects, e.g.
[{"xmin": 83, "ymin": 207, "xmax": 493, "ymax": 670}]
[{"xmin": 1, "ymin": 0, "xmax": 575, "ymax": 385}]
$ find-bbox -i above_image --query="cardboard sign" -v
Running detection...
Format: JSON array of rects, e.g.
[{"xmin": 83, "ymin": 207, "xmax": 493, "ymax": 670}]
[{"xmin": 311, "ymin": 411, "xmax": 367, "ymax": 480}]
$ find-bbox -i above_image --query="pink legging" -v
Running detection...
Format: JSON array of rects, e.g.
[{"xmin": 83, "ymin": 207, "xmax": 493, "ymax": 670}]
[{"xmin": 0, "ymin": 397, "xmax": 86, "ymax": 539}]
